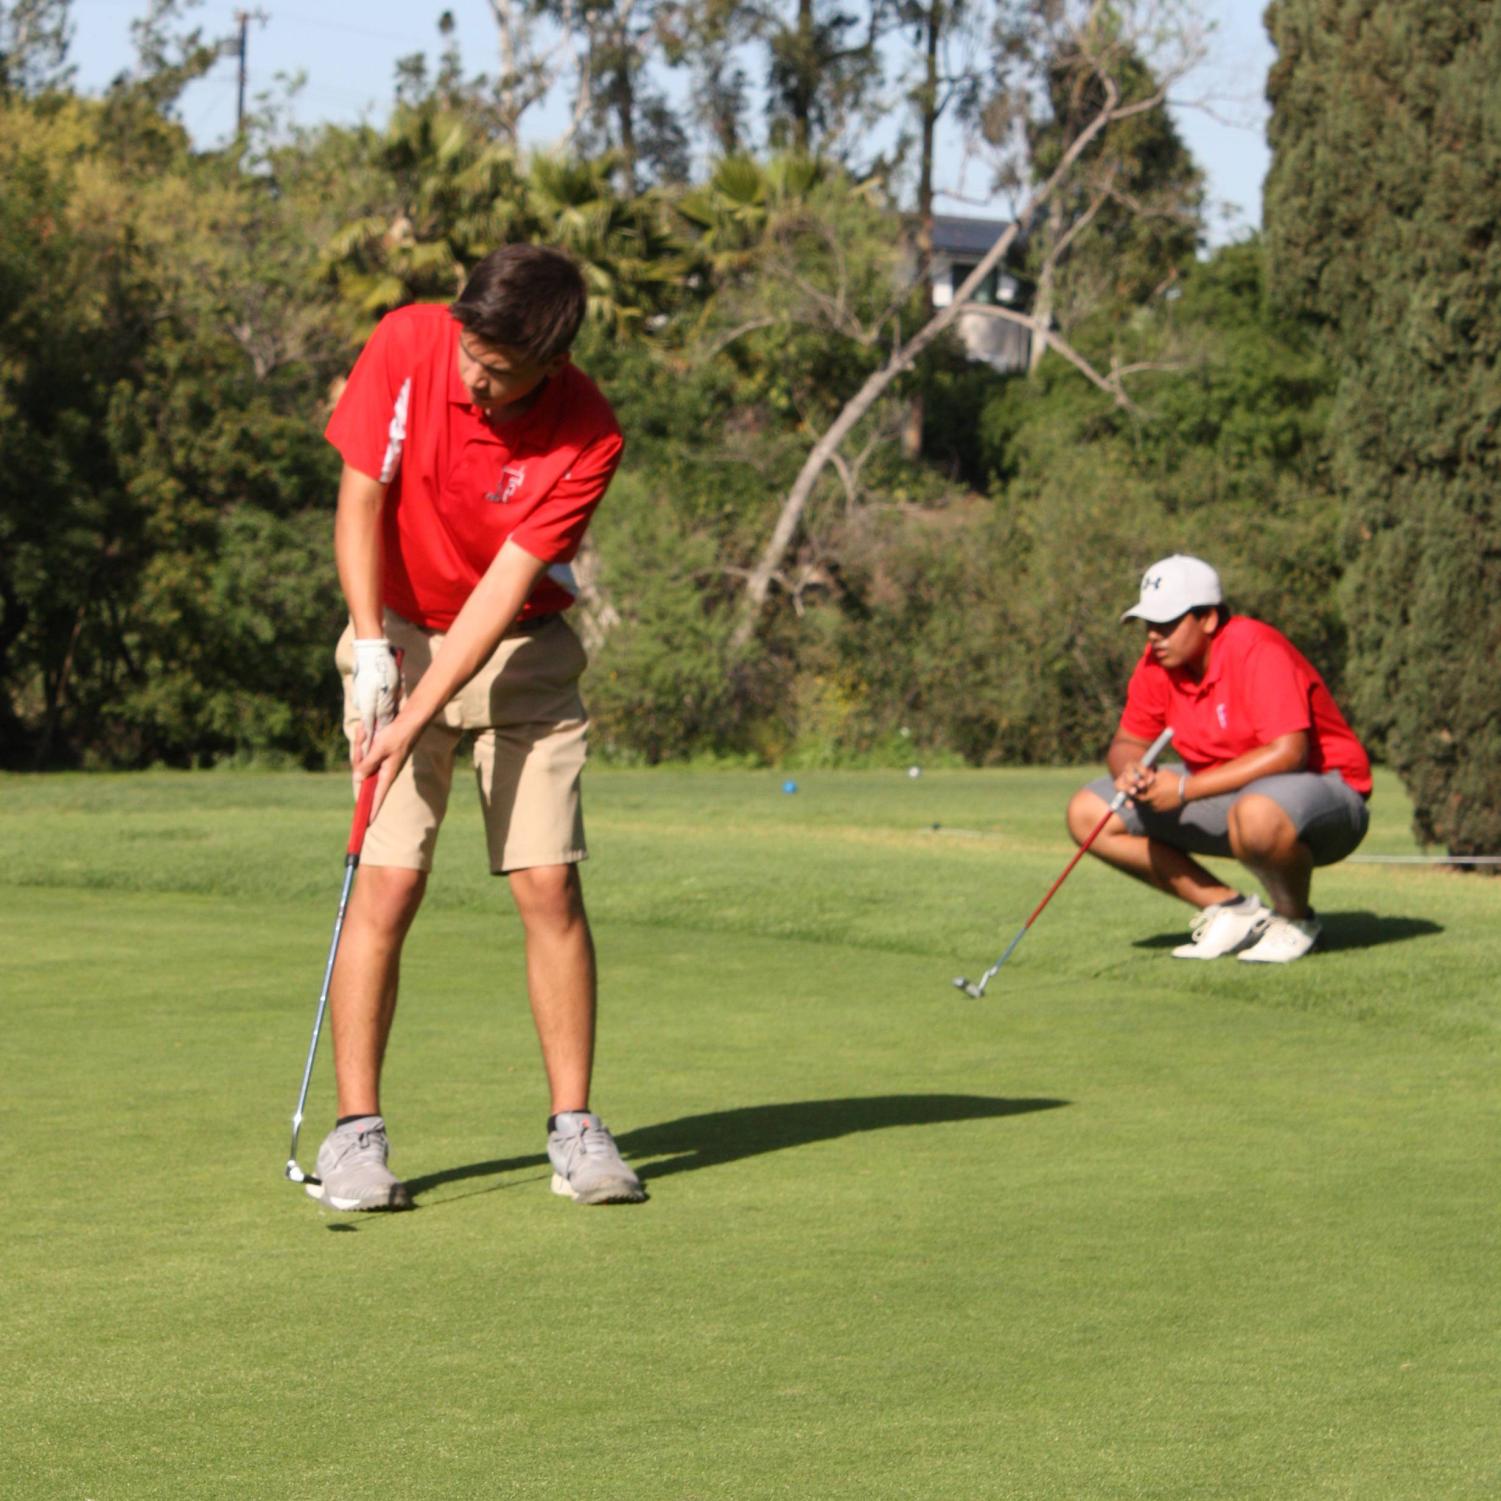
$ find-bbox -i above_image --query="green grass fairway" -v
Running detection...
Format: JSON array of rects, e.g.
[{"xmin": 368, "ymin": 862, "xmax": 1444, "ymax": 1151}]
[{"xmin": 4, "ymin": 767, "xmax": 1498, "ymax": 1499}]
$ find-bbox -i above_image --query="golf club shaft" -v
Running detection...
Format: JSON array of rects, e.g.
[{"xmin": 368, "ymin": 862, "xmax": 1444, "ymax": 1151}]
[
  {"xmin": 1015, "ymin": 725, "xmax": 1175, "ymax": 926},
  {"xmin": 960, "ymin": 808, "xmax": 1117, "ymax": 995},
  {"xmin": 957, "ymin": 726, "xmax": 1174, "ymax": 996},
  {"xmin": 285, "ymin": 772, "xmax": 378, "ymax": 1177}
]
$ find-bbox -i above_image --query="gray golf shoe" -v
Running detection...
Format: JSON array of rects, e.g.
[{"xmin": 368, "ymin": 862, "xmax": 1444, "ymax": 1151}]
[
  {"xmin": 306, "ymin": 1116, "xmax": 412, "ymax": 1212},
  {"xmin": 547, "ymin": 1112, "xmax": 645, "ymax": 1204}
]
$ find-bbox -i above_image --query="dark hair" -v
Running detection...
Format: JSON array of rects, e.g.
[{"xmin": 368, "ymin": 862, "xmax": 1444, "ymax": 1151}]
[
  {"xmin": 1191, "ymin": 602, "xmax": 1232, "ymax": 627},
  {"xmin": 449, "ymin": 245, "xmax": 587, "ymax": 362}
]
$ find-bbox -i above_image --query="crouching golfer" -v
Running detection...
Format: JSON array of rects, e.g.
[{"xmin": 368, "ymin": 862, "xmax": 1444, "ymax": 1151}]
[
  {"xmin": 1067, "ymin": 555, "xmax": 1371, "ymax": 964},
  {"xmin": 309, "ymin": 245, "xmax": 643, "ymax": 1210}
]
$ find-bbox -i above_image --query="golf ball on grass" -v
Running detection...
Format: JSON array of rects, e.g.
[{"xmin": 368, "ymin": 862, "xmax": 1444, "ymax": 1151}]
[{"xmin": 907, "ymin": 765, "xmax": 922, "ymax": 779}]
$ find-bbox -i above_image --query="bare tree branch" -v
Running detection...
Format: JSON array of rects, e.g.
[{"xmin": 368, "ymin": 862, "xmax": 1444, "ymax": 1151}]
[
  {"xmin": 722, "ymin": 0, "xmax": 1211, "ymax": 652},
  {"xmin": 829, "ymin": 421, "xmax": 892, "ymax": 511},
  {"xmin": 729, "ymin": 61, "xmax": 1128, "ymax": 652},
  {"xmin": 1051, "ymin": 177, "xmax": 1113, "ymax": 262},
  {"xmin": 963, "ymin": 303, "xmax": 1144, "ymax": 412},
  {"xmin": 554, "ymin": 0, "xmax": 591, "ymax": 150},
  {"xmin": 697, "ymin": 316, "xmax": 783, "ymax": 361},
  {"xmin": 486, "ymin": 0, "xmax": 568, "ymax": 142}
]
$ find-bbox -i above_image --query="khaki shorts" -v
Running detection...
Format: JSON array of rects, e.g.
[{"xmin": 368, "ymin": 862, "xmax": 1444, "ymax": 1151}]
[{"xmin": 338, "ymin": 611, "xmax": 589, "ymax": 874}]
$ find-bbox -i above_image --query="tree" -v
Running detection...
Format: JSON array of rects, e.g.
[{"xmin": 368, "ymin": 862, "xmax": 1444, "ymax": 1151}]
[
  {"xmin": 0, "ymin": 95, "xmax": 124, "ymax": 763},
  {"xmin": 1264, "ymin": 0, "xmax": 1501, "ymax": 855},
  {"xmin": 0, "ymin": 0, "xmax": 72, "ymax": 94},
  {"xmin": 484, "ymin": 0, "xmax": 569, "ymax": 144},
  {"xmin": 729, "ymin": 0, "xmax": 1201, "ymax": 651},
  {"xmin": 0, "ymin": 17, "xmax": 365, "ymax": 769},
  {"xmin": 897, "ymin": 0, "xmax": 986, "ymax": 244},
  {"xmin": 553, "ymin": 0, "xmax": 689, "ymax": 190},
  {"xmin": 1014, "ymin": 10, "xmax": 1203, "ymax": 369},
  {"xmin": 761, "ymin": 0, "xmax": 886, "ymax": 157},
  {"xmin": 658, "ymin": 0, "xmax": 752, "ymax": 155},
  {"xmin": 320, "ymin": 99, "xmax": 535, "ymax": 323},
  {"xmin": 323, "ymin": 97, "xmax": 686, "ymax": 341}
]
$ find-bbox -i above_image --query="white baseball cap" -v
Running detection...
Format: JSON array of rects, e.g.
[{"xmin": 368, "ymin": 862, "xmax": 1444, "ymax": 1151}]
[{"xmin": 1120, "ymin": 555, "xmax": 1223, "ymax": 624}]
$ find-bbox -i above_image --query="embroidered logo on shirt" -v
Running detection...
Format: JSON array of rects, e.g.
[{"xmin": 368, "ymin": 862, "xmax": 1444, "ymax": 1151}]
[
  {"xmin": 486, "ymin": 464, "xmax": 526, "ymax": 505},
  {"xmin": 1217, "ymin": 702, "xmax": 1228, "ymax": 729}
]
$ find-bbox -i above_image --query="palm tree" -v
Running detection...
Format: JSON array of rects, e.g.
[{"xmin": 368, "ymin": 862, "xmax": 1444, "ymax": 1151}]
[{"xmin": 323, "ymin": 104, "xmax": 688, "ymax": 342}]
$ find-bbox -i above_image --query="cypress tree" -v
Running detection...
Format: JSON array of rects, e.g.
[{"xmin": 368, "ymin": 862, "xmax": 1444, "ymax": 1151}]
[{"xmin": 1264, "ymin": 1, "xmax": 1501, "ymax": 855}]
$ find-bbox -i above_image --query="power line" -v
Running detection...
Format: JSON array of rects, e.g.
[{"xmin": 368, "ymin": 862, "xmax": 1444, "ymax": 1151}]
[
  {"xmin": 266, "ymin": 15, "xmax": 444, "ymax": 47},
  {"xmin": 189, "ymin": 80, "xmax": 237, "ymax": 136}
]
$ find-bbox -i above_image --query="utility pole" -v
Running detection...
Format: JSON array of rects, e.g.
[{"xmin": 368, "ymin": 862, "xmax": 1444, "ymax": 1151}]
[{"xmin": 233, "ymin": 10, "xmax": 267, "ymax": 137}]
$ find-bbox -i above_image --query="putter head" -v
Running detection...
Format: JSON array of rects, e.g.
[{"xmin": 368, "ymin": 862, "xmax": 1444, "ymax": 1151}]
[{"xmin": 952, "ymin": 976, "xmax": 986, "ymax": 999}]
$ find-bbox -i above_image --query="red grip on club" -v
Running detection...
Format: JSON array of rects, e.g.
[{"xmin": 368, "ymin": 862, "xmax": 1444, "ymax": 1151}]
[{"xmin": 347, "ymin": 773, "xmax": 378, "ymax": 858}]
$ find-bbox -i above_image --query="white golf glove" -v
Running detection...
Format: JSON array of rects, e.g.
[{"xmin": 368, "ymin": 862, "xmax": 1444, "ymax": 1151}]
[{"xmin": 351, "ymin": 637, "xmax": 400, "ymax": 747}]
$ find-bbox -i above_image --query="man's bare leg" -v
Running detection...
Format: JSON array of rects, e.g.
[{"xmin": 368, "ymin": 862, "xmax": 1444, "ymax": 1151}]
[
  {"xmin": 328, "ymin": 865, "xmax": 428, "ymax": 1119},
  {"xmin": 508, "ymin": 863, "xmax": 596, "ymax": 1115},
  {"xmin": 1065, "ymin": 787, "xmax": 1239, "ymax": 910},
  {"xmin": 1228, "ymin": 794, "xmax": 1313, "ymax": 918}
]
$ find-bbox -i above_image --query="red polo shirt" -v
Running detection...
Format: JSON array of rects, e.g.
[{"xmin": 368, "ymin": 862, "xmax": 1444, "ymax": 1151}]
[
  {"xmin": 325, "ymin": 304, "xmax": 623, "ymax": 630},
  {"xmin": 1119, "ymin": 616, "xmax": 1372, "ymax": 795}
]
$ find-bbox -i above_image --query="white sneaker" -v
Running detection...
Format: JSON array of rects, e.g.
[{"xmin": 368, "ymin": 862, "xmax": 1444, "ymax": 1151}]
[
  {"xmin": 1171, "ymin": 898, "xmax": 1272, "ymax": 959},
  {"xmin": 1238, "ymin": 913, "xmax": 1321, "ymax": 963}
]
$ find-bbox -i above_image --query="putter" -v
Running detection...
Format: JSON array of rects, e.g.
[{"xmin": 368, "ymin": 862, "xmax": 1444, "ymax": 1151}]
[
  {"xmin": 285, "ymin": 771, "xmax": 379, "ymax": 1185},
  {"xmin": 952, "ymin": 726, "xmax": 1175, "ymax": 998}
]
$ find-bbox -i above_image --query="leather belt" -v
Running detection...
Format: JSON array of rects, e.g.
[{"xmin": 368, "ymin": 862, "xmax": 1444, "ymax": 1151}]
[{"xmin": 504, "ymin": 614, "xmax": 557, "ymax": 639}]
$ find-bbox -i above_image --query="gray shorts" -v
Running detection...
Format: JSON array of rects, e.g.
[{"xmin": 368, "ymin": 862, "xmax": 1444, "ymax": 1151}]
[{"xmin": 1085, "ymin": 770, "xmax": 1370, "ymax": 867}]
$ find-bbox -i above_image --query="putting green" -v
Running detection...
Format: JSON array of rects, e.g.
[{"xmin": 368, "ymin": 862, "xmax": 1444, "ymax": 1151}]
[{"xmin": 3, "ymin": 768, "xmax": 1497, "ymax": 1498}]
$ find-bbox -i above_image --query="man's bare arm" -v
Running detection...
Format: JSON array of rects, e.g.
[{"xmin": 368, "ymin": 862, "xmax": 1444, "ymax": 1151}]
[
  {"xmin": 334, "ymin": 462, "xmax": 388, "ymax": 639},
  {"xmin": 355, "ymin": 537, "xmax": 550, "ymax": 815}
]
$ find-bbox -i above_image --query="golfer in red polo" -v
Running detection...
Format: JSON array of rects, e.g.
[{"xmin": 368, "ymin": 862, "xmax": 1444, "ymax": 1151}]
[
  {"xmin": 1067, "ymin": 555, "xmax": 1372, "ymax": 963},
  {"xmin": 307, "ymin": 245, "xmax": 644, "ymax": 1210}
]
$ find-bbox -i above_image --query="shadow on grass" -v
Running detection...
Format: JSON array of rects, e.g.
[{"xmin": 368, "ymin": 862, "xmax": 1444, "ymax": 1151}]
[
  {"xmin": 1132, "ymin": 911, "xmax": 1443, "ymax": 953},
  {"xmin": 622, "ymin": 1095, "xmax": 1066, "ymax": 1181},
  {"xmin": 405, "ymin": 1094, "xmax": 1065, "ymax": 1199},
  {"xmin": 404, "ymin": 1151, "xmax": 549, "ymax": 1199}
]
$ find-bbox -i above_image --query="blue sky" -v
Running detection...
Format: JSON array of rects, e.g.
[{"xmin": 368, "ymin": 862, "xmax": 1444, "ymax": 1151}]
[{"xmin": 64, "ymin": 0, "xmax": 1274, "ymax": 244}]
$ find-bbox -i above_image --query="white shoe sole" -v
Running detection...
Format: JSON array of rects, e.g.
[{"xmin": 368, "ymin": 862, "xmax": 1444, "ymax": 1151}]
[
  {"xmin": 550, "ymin": 1171, "xmax": 645, "ymax": 1205},
  {"xmin": 1238, "ymin": 941, "xmax": 1318, "ymax": 964},
  {"xmin": 1170, "ymin": 937, "xmax": 1262, "ymax": 960},
  {"xmin": 304, "ymin": 1180, "xmax": 412, "ymax": 1211}
]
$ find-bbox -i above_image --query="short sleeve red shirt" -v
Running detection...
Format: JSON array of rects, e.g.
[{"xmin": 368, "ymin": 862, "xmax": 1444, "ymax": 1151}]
[
  {"xmin": 1119, "ymin": 616, "xmax": 1372, "ymax": 795},
  {"xmin": 324, "ymin": 304, "xmax": 623, "ymax": 630}
]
